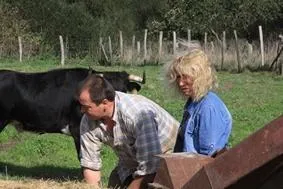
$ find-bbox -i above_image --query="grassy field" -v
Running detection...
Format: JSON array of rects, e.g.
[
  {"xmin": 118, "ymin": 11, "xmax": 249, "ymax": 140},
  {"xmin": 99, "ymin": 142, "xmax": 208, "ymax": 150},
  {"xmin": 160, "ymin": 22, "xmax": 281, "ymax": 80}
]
[{"xmin": 0, "ymin": 59, "xmax": 282, "ymax": 187}]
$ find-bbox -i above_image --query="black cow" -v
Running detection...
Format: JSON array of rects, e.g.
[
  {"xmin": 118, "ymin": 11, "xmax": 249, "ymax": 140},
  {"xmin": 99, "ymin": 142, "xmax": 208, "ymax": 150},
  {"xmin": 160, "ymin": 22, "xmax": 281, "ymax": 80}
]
[{"xmin": 0, "ymin": 67, "xmax": 145, "ymax": 156}]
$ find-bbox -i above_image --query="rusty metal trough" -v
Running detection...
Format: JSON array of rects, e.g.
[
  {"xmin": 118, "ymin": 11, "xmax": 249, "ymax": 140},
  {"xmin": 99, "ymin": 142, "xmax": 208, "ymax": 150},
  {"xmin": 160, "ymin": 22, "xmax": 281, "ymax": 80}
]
[{"xmin": 150, "ymin": 115, "xmax": 283, "ymax": 189}]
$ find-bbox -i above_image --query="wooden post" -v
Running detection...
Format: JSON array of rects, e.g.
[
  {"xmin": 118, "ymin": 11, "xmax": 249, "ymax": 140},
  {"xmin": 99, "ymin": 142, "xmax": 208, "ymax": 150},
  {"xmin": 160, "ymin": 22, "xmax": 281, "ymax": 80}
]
[
  {"xmin": 210, "ymin": 29, "xmax": 224, "ymax": 70},
  {"xmin": 158, "ymin": 31, "xmax": 163, "ymax": 62},
  {"xmin": 234, "ymin": 30, "xmax": 242, "ymax": 73},
  {"xmin": 137, "ymin": 41, "xmax": 141, "ymax": 57},
  {"xmin": 173, "ymin": 31, "xmax": 176, "ymax": 55},
  {"xmin": 247, "ymin": 41, "xmax": 253, "ymax": 68},
  {"xmin": 210, "ymin": 41, "xmax": 215, "ymax": 53},
  {"xmin": 132, "ymin": 35, "xmax": 136, "ymax": 51},
  {"xmin": 18, "ymin": 36, "xmax": 22, "ymax": 62},
  {"xmin": 222, "ymin": 31, "xmax": 226, "ymax": 50},
  {"xmin": 187, "ymin": 29, "xmax": 191, "ymax": 45},
  {"xmin": 269, "ymin": 43, "xmax": 283, "ymax": 72},
  {"xmin": 132, "ymin": 35, "xmax": 135, "ymax": 61},
  {"xmin": 222, "ymin": 31, "xmax": 227, "ymax": 70},
  {"xmin": 100, "ymin": 42, "xmax": 109, "ymax": 63},
  {"xmin": 59, "ymin": 35, "xmax": 65, "ymax": 66},
  {"xmin": 259, "ymin": 25, "xmax": 265, "ymax": 66},
  {"xmin": 65, "ymin": 36, "xmax": 68, "ymax": 59},
  {"xmin": 99, "ymin": 37, "xmax": 103, "ymax": 61},
  {"xmin": 143, "ymin": 29, "xmax": 148, "ymax": 61},
  {"xmin": 247, "ymin": 42, "xmax": 253, "ymax": 56},
  {"xmin": 108, "ymin": 36, "xmax": 112, "ymax": 61},
  {"xmin": 204, "ymin": 32, "xmax": 207, "ymax": 52},
  {"xmin": 119, "ymin": 31, "xmax": 123, "ymax": 59}
]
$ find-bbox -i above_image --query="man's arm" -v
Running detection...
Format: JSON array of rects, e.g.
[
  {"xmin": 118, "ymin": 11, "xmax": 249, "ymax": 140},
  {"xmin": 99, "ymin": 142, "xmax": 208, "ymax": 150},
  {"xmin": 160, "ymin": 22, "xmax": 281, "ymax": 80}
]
[
  {"xmin": 80, "ymin": 116, "xmax": 103, "ymax": 187},
  {"xmin": 128, "ymin": 174, "xmax": 156, "ymax": 189},
  {"xmin": 83, "ymin": 168, "xmax": 101, "ymax": 187},
  {"xmin": 131, "ymin": 111, "xmax": 162, "ymax": 188}
]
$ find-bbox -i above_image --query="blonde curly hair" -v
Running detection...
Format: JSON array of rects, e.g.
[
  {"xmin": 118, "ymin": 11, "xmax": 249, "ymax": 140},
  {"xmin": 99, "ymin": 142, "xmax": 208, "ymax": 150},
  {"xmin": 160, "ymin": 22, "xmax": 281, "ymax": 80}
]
[{"xmin": 166, "ymin": 49, "xmax": 217, "ymax": 101}]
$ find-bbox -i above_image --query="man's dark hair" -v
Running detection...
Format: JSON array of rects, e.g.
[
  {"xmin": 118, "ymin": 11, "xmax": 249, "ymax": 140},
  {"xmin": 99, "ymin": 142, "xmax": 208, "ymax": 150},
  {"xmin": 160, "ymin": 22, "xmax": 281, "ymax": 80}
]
[{"xmin": 76, "ymin": 74, "xmax": 115, "ymax": 104}]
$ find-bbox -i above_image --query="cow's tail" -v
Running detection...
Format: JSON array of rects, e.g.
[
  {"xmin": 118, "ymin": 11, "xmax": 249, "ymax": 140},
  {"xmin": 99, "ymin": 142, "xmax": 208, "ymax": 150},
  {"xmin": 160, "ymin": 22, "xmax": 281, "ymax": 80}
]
[{"xmin": 128, "ymin": 71, "xmax": 146, "ymax": 84}]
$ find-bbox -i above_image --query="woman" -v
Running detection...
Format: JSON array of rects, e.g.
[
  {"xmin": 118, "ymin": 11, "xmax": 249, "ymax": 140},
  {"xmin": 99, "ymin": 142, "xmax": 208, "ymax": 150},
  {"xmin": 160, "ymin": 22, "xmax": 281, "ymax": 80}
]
[{"xmin": 166, "ymin": 48, "xmax": 232, "ymax": 156}]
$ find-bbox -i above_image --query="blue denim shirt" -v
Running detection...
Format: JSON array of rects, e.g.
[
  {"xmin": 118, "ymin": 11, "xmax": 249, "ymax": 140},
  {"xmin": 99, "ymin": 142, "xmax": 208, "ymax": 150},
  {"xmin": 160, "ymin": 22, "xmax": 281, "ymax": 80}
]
[{"xmin": 174, "ymin": 91, "xmax": 232, "ymax": 156}]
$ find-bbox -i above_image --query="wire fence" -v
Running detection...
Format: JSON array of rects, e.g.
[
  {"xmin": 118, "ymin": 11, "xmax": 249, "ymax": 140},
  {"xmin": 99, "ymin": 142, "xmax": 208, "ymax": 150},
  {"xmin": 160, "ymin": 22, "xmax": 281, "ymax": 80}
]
[{"xmin": 1, "ymin": 26, "xmax": 283, "ymax": 74}]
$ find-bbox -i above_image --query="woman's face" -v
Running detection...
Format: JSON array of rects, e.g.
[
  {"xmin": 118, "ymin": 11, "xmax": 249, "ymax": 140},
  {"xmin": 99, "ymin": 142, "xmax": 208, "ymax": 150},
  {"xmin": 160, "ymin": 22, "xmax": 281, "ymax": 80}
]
[{"xmin": 176, "ymin": 74, "xmax": 194, "ymax": 97}]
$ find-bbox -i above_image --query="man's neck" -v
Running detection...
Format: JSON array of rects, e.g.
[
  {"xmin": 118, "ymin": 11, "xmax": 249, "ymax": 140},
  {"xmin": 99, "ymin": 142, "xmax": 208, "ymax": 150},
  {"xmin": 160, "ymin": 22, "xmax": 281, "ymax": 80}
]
[
  {"xmin": 103, "ymin": 118, "xmax": 115, "ymax": 134},
  {"xmin": 102, "ymin": 101, "xmax": 115, "ymax": 134}
]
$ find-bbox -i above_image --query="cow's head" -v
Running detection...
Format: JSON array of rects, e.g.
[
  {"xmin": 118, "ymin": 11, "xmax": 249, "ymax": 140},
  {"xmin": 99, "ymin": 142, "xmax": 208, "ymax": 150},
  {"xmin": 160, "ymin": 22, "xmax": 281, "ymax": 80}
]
[{"xmin": 87, "ymin": 67, "xmax": 145, "ymax": 94}]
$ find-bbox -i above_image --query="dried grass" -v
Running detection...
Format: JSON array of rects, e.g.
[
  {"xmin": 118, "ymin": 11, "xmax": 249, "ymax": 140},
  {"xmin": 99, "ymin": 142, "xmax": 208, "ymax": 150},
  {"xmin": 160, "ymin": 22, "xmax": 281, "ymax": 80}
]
[{"xmin": 0, "ymin": 179, "xmax": 98, "ymax": 189}]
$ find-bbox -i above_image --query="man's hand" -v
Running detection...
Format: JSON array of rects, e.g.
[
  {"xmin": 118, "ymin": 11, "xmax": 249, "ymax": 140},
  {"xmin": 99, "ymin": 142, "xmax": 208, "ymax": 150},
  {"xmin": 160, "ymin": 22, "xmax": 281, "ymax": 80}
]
[
  {"xmin": 128, "ymin": 173, "xmax": 155, "ymax": 189},
  {"xmin": 83, "ymin": 168, "xmax": 101, "ymax": 188}
]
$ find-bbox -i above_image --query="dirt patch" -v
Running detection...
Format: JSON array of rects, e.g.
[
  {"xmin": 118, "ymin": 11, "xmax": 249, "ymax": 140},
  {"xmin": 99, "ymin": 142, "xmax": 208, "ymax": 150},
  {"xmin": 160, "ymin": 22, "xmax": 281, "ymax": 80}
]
[
  {"xmin": 0, "ymin": 179, "xmax": 95, "ymax": 189},
  {"xmin": 0, "ymin": 135, "xmax": 23, "ymax": 152},
  {"xmin": 0, "ymin": 140, "xmax": 19, "ymax": 151}
]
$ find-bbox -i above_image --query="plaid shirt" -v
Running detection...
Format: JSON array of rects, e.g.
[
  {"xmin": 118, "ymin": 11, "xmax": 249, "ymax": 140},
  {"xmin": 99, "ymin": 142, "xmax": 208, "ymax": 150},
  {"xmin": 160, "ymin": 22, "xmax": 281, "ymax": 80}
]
[{"xmin": 80, "ymin": 91, "xmax": 179, "ymax": 182}]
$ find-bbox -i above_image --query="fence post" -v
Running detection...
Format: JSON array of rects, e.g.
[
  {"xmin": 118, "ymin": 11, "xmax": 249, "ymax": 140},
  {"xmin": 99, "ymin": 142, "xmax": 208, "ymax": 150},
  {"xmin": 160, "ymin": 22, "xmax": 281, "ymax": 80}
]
[
  {"xmin": 234, "ymin": 30, "xmax": 242, "ymax": 73},
  {"xmin": 119, "ymin": 31, "xmax": 123, "ymax": 60},
  {"xmin": 173, "ymin": 31, "xmax": 176, "ymax": 55},
  {"xmin": 108, "ymin": 36, "xmax": 112, "ymax": 62},
  {"xmin": 210, "ymin": 41, "xmax": 215, "ymax": 53},
  {"xmin": 247, "ymin": 41, "xmax": 253, "ymax": 68},
  {"xmin": 137, "ymin": 41, "xmax": 141, "ymax": 57},
  {"xmin": 132, "ymin": 35, "xmax": 135, "ymax": 63},
  {"xmin": 65, "ymin": 36, "xmax": 68, "ymax": 59},
  {"xmin": 222, "ymin": 31, "xmax": 226, "ymax": 50},
  {"xmin": 100, "ymin": 41, "xmax": 109, "ymax": 64},
  {"xmin": 204, "ymin": 32, "xmax": 207, "ymax": 52},
  {"xmin": 187, "ymin": 29, "xmax": 191, "ymax": 45},
  {"xmin": 210, "ymin": 29, "xmax": 224, "ymax": 70},
  {"xmin": 59, "ymin": 35, "xmax": 65, "ymax": 66},
  {"xmin": 143, "ymin": 29, "xmax": 148, "ymax": 62},
  {"xmin": 259, "ymin": 25, "xmax": 265, "ymax": 67},
  {"xmin": 18, "ymin": 36, "xmax": 22, "ymax": 62},
  {"xmin": 158, "ymin": 31, "xmax": 163, "ymax": 63},
  {"xmin": 99, "ymin": 37, "xmax": 103, "ymax": 61},
  {"xmin": 247, "ymin": 42, "xmax": 253, "ymax": 56}
]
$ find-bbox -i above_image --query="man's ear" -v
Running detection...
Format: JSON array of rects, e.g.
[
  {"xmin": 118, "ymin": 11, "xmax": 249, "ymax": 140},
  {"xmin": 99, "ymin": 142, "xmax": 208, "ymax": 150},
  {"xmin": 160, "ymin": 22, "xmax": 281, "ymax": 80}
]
[{"xmin": 101, "ymin": 99, "xmax": 109, "ymax": 105}]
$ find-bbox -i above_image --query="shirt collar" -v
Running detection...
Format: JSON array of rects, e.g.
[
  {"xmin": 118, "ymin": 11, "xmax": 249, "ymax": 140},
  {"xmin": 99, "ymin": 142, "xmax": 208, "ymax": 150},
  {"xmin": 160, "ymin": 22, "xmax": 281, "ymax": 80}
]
[
  {"xmin": 185, "ymin": 93, "xmax": 208, "ymax": 115},
  {"xmin": 112, "ymin": 92, "xmax": 119, "ymax": 125}
]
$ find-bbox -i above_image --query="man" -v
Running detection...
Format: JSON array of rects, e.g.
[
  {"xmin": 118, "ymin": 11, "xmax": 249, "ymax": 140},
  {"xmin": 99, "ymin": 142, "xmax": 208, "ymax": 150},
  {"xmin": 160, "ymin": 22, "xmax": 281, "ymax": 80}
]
[{"xmin": 77, "ymin": 74, "xmax": 179, "ymax": 188}]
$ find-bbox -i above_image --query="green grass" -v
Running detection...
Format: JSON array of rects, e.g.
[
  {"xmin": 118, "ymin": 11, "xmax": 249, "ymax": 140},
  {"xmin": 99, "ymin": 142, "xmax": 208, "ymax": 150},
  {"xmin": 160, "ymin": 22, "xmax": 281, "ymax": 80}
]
[{"xmin": 0, "ymin": 59, "xmax": 282, "ymax": 186}]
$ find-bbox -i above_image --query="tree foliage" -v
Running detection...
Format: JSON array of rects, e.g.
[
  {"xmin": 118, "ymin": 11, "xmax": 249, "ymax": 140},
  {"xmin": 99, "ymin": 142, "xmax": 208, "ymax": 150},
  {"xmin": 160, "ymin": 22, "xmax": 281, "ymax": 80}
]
[
  {"xmin": 1, "ymin": 0, "xmax": 283, "ymax": 57},
  {"xmin": 0, "ymin": 2, "xmax": 33, "ymax": 56},
  {"xmin": 148, "ymin": 0, "xmax": 283, "ymax": 40}
]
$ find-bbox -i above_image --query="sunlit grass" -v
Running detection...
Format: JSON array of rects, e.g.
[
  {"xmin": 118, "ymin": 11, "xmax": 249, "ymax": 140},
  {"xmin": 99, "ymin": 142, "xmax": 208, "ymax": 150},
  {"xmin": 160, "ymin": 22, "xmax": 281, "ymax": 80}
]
[{"xmin": 0, "ymin": 60, "xmax": 282, "ymax": 187}]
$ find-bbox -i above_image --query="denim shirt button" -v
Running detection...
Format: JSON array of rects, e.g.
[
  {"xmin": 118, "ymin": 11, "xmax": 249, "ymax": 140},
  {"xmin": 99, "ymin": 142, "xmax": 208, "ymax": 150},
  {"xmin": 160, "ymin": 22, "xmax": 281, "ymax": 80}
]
[{"xmin": 209, "ymin": 144, "xmax": 214, "ymax": 149}]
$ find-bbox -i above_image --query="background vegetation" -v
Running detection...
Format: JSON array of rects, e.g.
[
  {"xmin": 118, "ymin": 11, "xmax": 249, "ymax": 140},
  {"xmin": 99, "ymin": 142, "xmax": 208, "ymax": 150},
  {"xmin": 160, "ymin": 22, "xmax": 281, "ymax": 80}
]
[{"xmin": 0, "ymin": 0, "xmax": 282, "ymax": 59}]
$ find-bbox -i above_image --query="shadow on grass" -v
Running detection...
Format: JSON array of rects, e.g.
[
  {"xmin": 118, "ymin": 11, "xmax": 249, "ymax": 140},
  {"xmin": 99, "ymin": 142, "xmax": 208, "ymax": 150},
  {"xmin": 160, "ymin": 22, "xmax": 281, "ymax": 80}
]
[{"xmin": 0, "ymin": 162, "xmax": 82, "ymax": 181}]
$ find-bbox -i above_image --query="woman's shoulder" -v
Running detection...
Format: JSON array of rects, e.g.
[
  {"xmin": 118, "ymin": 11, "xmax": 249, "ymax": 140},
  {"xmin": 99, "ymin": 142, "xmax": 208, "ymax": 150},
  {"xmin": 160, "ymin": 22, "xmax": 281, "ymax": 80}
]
[{"xmin": 199, "ymin": 91, "xmax": 224, "ymax": 108}]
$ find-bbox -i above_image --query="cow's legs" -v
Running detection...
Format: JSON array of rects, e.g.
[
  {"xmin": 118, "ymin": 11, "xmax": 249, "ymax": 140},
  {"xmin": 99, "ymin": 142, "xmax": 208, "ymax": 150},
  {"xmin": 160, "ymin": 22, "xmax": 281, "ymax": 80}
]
[
  {"xmin": 0, "ymin": 103, "xmax": 12, "ymax": 132},
  {"xmin": 69, "ymin": 125, "xmax": 81, "ymax": 160}
]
